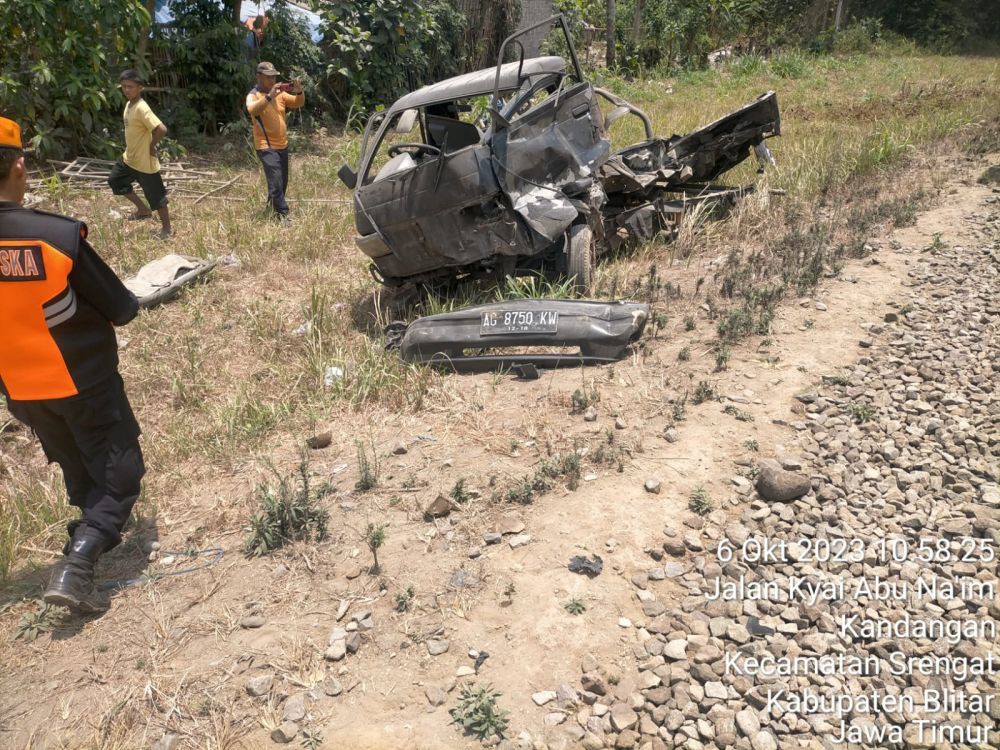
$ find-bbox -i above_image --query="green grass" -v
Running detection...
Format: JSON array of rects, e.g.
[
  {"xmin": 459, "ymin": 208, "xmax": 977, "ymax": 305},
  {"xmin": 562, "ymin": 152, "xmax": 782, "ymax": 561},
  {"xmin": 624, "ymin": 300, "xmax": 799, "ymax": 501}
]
[{"xmin": 0, "ymin": 463, "xmax": 74, "ymax": 581}]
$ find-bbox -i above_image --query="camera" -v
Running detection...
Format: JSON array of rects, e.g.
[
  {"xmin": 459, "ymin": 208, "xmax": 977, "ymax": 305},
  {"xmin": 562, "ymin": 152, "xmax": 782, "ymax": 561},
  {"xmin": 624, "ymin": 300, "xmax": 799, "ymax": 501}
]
[{"xmin": 277, "ymin": 82, "xmax": 295, "ymax": 93}]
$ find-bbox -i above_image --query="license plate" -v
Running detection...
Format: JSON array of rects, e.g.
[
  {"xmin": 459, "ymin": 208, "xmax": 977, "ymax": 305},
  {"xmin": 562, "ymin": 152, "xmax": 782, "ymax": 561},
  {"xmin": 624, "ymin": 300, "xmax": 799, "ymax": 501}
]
[{"xmin": 480, "ymin": 310, "xmax": 559, "ymax": 335}]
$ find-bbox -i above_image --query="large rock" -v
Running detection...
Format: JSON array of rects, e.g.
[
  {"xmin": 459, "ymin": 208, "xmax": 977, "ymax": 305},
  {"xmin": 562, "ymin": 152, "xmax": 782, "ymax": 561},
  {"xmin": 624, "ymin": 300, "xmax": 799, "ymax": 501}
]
[
  {"xmin": 751, "ymin": 731, "xmax": 777, "ymax": 750},
  {"xmin": 282, "ymin": 694, "xmax": 306, "ymax": 722},
  {"xmin": 324, "ymin": 640, "xmax": 347, "ymax": 661},
  {"xmin": 756, "ymin": 464, "xmax": 811, "ymax": 502},
  {"xmin": 580, "ymin": 672, "xmax": 607, "ymax": 695},
  {"xmin": 271, "ymin": 722, "xmax": 299, "ymax": 744},
  {"xmin": 245, "ymin": 674, "xmax": 273, "ymax": 697},
  {"xmin": 610, "ymin": 703, "xmax": 639, "ymax": 732},
  {"xmin": 663, "ymin": 639, "xmax": 688, "ymax": 660},
  {"xmin": 423, "ymin": 493, "xmax": 455, "ymax": 518},
  {"xmin": 736, "ymin": 708, "xmax": 761, "ymax": 736},
  {"xmin": 426, "ymin": 638, "xmax": 450, "ymax": 656}
]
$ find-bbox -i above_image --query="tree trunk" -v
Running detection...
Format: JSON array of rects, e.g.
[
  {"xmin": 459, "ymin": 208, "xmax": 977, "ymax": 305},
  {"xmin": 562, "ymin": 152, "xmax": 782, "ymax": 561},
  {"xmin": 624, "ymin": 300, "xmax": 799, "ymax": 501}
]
[
  {"xmin": 227, "ymin": 0, "xmax": 242, "ymax": 25},
  {"xmin": 631, "ymin": 0, "xmax": 644, "ymax": 46},
  {"xmin": 834, "ymin": 0, "xmax": 845, "ymax": 31},
  {"xmin": 135, "ymin": 0, "xmax": 157, "ymax": 69},
  {"xmin": 606, "ymin": 0, "xmax": 616, "ymax": 69}
]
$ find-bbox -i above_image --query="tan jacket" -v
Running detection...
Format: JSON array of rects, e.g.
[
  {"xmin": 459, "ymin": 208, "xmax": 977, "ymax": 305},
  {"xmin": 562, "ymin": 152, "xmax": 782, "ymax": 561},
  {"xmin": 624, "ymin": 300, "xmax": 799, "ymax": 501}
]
[{"xmin": 246, "ymin": 87, "xmax": 304, "ymax": 150}]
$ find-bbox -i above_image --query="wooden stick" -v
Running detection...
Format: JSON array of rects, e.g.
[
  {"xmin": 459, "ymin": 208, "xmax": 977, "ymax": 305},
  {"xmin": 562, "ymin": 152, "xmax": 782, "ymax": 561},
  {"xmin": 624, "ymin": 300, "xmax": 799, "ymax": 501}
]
[
  {"xmin": 174, "ymin": 194, "xmax": 248, "ymax": 202},
  {"xmin": 289, "ymin": 198, "xmax": 352, "ymax": 203},
  {"xmin": 193, "ymin": 175, "xmax": 241, "ymax": 205},
  {"xmin": 162, "ymin": 167, "xmax": 217, "ymax": 177}
]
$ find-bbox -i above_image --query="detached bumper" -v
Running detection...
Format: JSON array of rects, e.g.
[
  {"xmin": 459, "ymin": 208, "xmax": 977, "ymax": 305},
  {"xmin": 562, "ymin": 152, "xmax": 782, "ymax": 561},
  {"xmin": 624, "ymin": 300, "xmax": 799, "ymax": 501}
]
[{"xmin": 398, "ymin": 299, "xmax": 649, "ymax": 372}]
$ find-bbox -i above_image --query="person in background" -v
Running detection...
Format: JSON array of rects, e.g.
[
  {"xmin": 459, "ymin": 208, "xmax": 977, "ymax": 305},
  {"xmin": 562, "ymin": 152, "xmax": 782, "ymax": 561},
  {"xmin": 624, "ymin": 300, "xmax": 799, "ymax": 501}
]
[
  {"xmin": 244, "ymin": 13, "xmax": 270, "ymax": 49},
  {"xmin": 107, "ymin": 69, "xmax": 172, "ymax": 240},
  {"xmin": 0, "ymin": 117, "xmax": 145, "ymax": 614},
  {"xmin": 246, "ymin": 61, "xmax": 304, "ymax": 223}
]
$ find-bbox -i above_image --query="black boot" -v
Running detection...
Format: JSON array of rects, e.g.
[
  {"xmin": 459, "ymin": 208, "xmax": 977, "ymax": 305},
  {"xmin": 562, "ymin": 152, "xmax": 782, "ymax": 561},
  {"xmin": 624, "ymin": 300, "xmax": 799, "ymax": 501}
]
[
  {"xmin": 43, "ymin": 526, "xmax": 111, "ymax": 614},
  {"xmin": 61, "ymin": 518, "xmax": 84, "ymax": 556}
]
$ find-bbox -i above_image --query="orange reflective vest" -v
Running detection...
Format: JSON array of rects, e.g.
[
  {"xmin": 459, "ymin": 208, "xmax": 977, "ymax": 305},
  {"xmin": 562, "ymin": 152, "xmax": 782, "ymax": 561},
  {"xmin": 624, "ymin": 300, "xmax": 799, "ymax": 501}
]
[{"xmin": 0, "ymin": 203, "xmax": 138, "ymax": 401}]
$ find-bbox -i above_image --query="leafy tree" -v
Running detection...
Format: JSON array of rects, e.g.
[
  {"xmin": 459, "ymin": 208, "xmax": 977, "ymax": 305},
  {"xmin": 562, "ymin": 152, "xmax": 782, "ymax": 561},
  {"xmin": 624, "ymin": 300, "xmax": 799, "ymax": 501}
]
[
  {"xmin": 851, "ymin": 0, "xmax": 999, "ymax": 50},
  {"xmin": 157, "ymin": 0, "xmax": 248, "ymax": 136},
  {"xmin": 316, "ymin": 0, "xmax": 465, "ymax": 118},
  {"xmin": 261, "ymin": 0, "xmax": 330, "ymax": 124},
  {"xmin": 0, "ymin": 0, "xmax": 150, "ymax": 159}
]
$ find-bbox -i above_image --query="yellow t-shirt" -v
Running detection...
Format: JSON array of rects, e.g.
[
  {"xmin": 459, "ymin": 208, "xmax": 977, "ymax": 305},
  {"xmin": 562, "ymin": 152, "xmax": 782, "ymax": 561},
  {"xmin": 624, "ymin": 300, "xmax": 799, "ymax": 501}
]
[{"xmin": 122, "ymin": 99, "xmax": 162, "ymax": 174}]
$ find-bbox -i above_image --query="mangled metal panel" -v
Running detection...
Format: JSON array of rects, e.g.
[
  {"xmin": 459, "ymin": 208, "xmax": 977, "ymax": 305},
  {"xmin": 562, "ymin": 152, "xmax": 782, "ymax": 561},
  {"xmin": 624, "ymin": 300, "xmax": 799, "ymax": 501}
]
[
  {"xmin": 492, "ymin": 82, "xmax": 610, "ymax": 243},
  {"xmin": 596, "ymin": 92, "xmax": 780, "ymax": 250},
  {"xmin": 355, "ymin": 144, "xmax": 535, "ymax": 283},
  {"xmin": 602, "ymin": 91, "xmax": 780, "ymax": 198},
  {"xmin": 398, "ymin": 299, "xmax": 649, "ymax": 372},
  {"xmin": 390, "ymin": 57, "xmax": 567, "ymax": 115}
]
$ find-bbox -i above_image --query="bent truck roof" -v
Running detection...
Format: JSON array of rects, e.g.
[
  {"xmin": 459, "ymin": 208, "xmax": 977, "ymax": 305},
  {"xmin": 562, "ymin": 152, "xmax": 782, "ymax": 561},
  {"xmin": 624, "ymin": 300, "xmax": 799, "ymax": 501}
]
[{"xmin": 389, "ymin": 56, "xmax": 567, "ymax": 114}]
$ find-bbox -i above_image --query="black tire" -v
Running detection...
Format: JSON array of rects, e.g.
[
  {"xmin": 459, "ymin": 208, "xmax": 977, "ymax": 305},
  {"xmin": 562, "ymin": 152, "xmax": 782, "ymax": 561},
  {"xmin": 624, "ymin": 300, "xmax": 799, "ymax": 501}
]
[{"xmin": 566, "ymin": 224, "xmax": 595, "ymax": 295}]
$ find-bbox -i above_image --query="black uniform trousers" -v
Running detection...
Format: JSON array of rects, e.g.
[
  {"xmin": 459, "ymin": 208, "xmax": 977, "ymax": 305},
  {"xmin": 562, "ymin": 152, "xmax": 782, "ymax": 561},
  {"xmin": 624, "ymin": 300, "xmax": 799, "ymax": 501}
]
[
  {"xmin": 5, "ymin": 374, "xmax": 144, "ymax": 548},
  {"xmin": 257, "ymin": 148, "xmax": 289, "ymax": 216}
]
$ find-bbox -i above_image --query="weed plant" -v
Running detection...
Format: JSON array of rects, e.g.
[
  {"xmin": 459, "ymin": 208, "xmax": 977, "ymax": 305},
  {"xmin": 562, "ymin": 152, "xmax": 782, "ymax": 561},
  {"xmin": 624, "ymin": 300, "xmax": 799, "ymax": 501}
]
[
  {"xmin": 244, "ymin": 462, "xmax": 330, "ymax": 557},
  {"xmin": 689, "ymin": 487, "xmax": 714, "ymax": 516},
  {"xmin": 450, "ymin": 683, "xmax": 509, "ymax": 741}
]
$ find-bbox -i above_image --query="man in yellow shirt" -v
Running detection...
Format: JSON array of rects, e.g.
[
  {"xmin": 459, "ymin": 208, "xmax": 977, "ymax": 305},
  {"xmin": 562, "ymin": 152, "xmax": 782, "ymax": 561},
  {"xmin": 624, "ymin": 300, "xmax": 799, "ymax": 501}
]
[
  {"xmin": 246, "ymin": 61, "xmax": 304, "ymax": 222},
  {"xmin": 108, "ymin": 70, "xmax": 172, "ymax": 240}
]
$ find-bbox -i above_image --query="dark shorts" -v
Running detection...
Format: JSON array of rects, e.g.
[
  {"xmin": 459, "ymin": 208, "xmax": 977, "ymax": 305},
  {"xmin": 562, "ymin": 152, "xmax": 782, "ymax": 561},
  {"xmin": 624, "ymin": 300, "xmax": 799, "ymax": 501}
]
[
  {"xmin": 5, "ymin": 374, "xmax": 145, "ymax": 547},
  {"xmin": 108, "ymin": 159, "xmax": 168, "ymax": 210}
]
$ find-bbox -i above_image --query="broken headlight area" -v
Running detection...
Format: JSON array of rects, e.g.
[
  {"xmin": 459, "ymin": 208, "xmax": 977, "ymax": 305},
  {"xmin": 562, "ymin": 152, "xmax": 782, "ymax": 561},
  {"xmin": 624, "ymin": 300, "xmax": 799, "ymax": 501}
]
[{"xmin": 391, "ymin": 299, "xmax": 649, "ymax": 373}]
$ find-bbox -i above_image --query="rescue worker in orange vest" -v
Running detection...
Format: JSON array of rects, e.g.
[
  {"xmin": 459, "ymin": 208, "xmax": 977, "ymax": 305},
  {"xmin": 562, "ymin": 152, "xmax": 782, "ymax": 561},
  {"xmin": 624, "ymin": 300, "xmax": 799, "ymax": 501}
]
[{"xmin": 0, "ymin": 117, "xmax": 144, "ymax": 614}]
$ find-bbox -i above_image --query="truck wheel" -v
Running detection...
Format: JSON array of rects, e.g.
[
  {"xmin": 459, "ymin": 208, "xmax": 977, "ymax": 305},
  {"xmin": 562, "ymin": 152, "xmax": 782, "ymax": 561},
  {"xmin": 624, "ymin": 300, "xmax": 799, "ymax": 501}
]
[{"xmin": 566, "ymin": 224, "xmax": 594, "ymax": 295}]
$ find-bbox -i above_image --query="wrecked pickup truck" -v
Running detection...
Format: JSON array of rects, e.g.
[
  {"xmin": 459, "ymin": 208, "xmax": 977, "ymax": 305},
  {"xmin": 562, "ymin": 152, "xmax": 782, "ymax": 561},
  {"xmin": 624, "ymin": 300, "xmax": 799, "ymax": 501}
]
[{"xmin": 338, "ymin": 14, "xmax": 780, "ymax": 293}]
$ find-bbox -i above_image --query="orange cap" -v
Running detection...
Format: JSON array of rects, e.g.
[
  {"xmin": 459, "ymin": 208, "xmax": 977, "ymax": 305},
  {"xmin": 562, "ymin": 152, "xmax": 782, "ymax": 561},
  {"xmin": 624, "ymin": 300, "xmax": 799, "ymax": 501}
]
[{"xmin": 0, "ymin": 117, "xmax": 22, "ymax": 150}]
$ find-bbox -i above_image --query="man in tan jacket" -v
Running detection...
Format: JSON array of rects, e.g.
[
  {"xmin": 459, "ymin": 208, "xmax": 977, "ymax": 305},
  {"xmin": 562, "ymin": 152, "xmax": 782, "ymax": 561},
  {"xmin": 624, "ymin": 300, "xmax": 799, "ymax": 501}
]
[{"xmin": 246, "ymin": 61, "xmax": 304, "ymax": 222}]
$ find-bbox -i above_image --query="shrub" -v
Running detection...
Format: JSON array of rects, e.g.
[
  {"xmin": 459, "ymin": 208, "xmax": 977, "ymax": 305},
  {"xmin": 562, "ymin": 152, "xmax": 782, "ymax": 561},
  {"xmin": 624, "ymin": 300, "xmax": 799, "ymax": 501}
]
[
  {"xmin": 0, "ymin": 0, "xmax": 149, "ymax": 158},
  {"xmin": 364, "ymin": 522, "xmax": 386, "ymax": 574},
  {"xmin": 244, "ymin": 463, "xmax": 330, "ymax": 556},
  {"xmin": 158, "ymin": 0, "xmax": 248, "ymax": 136},
  {"xmin": 450, "ymin": 683, "xmax": 509, "ymax": 741},
  {"xmin": 355, "ymin": 440, "xmax": 379, "ymax": 491},
  {"xmin": 692, "ymin": 380, "xmax": 718, "ymax": 405},
  {"xmin": 728, "ymin": 53, "xmax": 768, "ymax": 79},
  {"xmin": 318, "ymin": 0, "xmax": 465, "ymax": 117},
  {"xmin": 394, "ymin": 585, "xmax": 415, "ymax": 612},
  {"xmin": 689, "ymin": 487, "xmax": 713, "ymax": 515}
]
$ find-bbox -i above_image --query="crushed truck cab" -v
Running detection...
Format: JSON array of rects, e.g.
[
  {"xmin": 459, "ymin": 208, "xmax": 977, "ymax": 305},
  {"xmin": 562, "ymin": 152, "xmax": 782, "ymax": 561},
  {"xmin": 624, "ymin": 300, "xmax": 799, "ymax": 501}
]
[{"xmin": 339, "ymin": 15, "xmax": 780, "ymax": 293}]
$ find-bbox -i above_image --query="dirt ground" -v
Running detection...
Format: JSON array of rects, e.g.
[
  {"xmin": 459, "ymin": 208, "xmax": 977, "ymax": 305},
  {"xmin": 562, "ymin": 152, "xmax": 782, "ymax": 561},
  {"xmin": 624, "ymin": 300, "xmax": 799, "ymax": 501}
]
[{"xmin": 0, "ymin": 149, "xmax": 996, "ymax": 750}]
